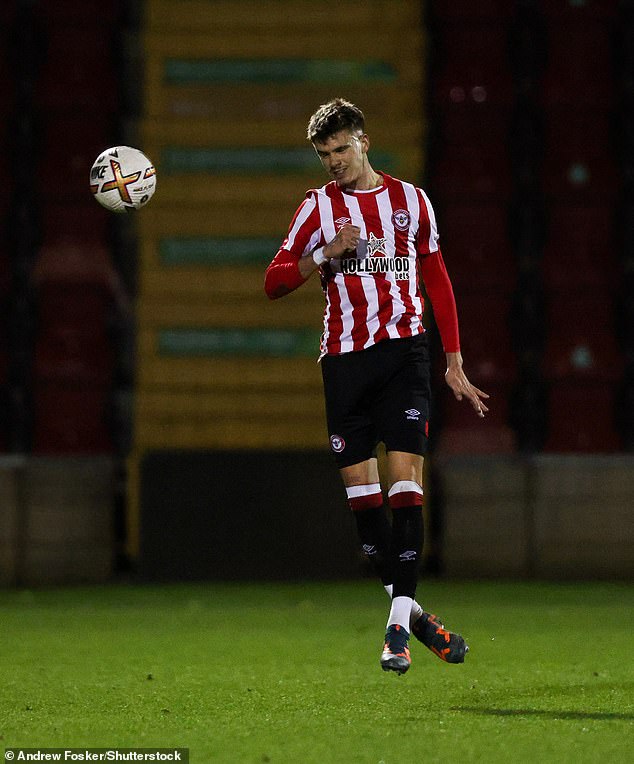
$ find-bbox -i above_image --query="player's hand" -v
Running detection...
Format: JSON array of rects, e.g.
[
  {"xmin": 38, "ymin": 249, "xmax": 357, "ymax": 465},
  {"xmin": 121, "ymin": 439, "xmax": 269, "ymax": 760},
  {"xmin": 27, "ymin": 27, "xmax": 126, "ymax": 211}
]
[
  {"xmin": 324, "ymin": 224, "xmax": 361, "ymax": 260},
  {"xmin": 445, "ymin": 352, "xmax": 489, "ymax": 417}
]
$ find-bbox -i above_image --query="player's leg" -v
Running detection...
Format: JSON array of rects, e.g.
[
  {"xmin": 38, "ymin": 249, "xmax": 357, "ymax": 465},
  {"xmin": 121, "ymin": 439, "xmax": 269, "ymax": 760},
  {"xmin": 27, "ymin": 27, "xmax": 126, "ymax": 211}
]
[
  {"xmin": 322, "ymin": 349, "xmax": 395, "ymax": 591},
  {"xmin": 370, "ymin": 336, "xmax": 429, "ymax": 674},
  {"xmin": 321, "ymin": 341, "xmax": 424, "ymax": 674},
  {"xmin": 384, "ymin": 451, "xmax": 467, "ymax": 665},
  {"xmin": 385, "ymin": 450, "xmax": 425, "ymax": 633},
  {"xmin": 377, "ymin": 336, "xmax": 468, "ymax": 666},
  {"xmin": 339, "ymin": 459, "xmax": 429, "ymax": 615},
  {"xmin": 339, "ymin": 459, "xmax": 393, "ymax": 588}
]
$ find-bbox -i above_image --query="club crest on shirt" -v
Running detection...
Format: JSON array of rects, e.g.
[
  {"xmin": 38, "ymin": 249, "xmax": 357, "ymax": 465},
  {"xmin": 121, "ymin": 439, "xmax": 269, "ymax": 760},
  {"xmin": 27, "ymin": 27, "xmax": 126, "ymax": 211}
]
[{"xmin": 391, "ymin": 209, "xmax": 411, "ymax": 231}]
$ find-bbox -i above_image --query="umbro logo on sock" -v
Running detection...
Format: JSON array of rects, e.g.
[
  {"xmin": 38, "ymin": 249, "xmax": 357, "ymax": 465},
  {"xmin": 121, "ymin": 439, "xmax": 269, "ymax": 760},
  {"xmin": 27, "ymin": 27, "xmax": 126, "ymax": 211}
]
[{"xmin": 405, "ymin": 409, "xmax": 421, "ymax": 420}]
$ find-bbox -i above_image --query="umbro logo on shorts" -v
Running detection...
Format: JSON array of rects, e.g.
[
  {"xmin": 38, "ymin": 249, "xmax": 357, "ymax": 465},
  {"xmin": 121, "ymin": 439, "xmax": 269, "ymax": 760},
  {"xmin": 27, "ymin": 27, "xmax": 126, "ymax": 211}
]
[
  {"xmin": 400, "ymin": 550, "xmax": 417, "ymax": 561},
  {"xmin": 405, "ymin": 408, "xmax": 421, "ymax": 420}
]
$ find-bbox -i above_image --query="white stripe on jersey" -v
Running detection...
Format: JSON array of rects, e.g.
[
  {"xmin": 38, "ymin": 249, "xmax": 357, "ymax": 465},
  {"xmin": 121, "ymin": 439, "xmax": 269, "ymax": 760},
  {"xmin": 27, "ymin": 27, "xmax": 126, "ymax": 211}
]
[
  {"xmin": 376, "ymin": 188, "xmax": 406, "ymax": 340},
  {"xmin": 285, "ymin": 195, "xmax": 317, "ymax": 251},
  {"xmin": 420, "ymin": 189, "xmax": 440, "ymax": 253},
  {"xmin": 316, "ymin": 189, "xmax": 337, "ymax": 242},
  {"xmin": 316, "ymin": 192, "xmax": 336, "ymax": 352},
  {"xmin": 403, "ymin": 182, "xmax": 423, "ymax": 334}
]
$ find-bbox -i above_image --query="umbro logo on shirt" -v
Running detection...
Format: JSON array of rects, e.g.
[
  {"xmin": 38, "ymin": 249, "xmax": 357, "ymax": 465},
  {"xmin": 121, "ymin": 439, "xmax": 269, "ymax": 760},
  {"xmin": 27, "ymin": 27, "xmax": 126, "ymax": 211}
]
[{"xmin": 334, "ymin": 216, "xmax": 351, "ymax": 230}]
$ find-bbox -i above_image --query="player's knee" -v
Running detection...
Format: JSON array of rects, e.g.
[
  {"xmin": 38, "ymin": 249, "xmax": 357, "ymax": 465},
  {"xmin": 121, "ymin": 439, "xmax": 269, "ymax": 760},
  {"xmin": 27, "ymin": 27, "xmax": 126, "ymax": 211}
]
[
  {"xmin": 345, "ymin": 482, "xmax": 383, "ymax": 512},
  {"xmin": 388, "ymin": 480, "xmax": 423, "ymax": 510}
]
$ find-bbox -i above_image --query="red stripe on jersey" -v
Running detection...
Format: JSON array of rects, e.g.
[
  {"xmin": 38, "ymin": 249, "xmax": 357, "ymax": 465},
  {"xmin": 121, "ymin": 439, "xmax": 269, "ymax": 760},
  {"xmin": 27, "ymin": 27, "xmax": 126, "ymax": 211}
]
[
  {"xmin": 356, "ymin": 191, "xmax": 385, "ymax": 351},
  {"xmin": 349, "ymin": 275, "xmax": 371, "ymax": 350},
  {"xmin": 416, "ymin": 187, "xmax": 438, "ymax": 256},
  {"xmin": 325, "ymin": 277, "xmax": 344, "ymax": 355},
  {"xmin": 372, "ymin": 276, "xmax": 393, "ymax": 347}
]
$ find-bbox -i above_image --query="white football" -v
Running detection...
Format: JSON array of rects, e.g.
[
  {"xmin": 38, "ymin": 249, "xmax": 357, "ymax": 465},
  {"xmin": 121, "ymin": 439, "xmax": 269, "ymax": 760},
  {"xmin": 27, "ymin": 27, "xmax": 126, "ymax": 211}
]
[{"xmin": 90, "ymin": 146, "xmax": 157, "ymax": 213}]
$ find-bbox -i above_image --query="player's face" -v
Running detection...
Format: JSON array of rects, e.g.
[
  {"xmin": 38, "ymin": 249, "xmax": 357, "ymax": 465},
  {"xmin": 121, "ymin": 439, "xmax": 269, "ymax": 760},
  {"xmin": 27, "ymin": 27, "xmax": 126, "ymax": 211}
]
[{"xmin": 313, "ymin": 130, "xmax": 370, "ymax": 189}]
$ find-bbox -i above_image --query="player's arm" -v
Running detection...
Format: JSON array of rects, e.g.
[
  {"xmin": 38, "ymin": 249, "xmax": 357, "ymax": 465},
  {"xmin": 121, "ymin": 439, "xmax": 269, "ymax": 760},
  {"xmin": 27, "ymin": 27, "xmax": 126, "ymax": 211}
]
[
  {"xmin": 265, "ymin": 223, "xmax": 361, "ymax": 299},
  {"xmin": 298, "ymin": 223, "xmax": 361, "ymax": 278},
  {"xmin": 419, "ymin": 249, "xmax": 489, "ymax": 417},
  {"xmin": 264, "ymin": 248, "xmax": 307, "ymax": 299}
]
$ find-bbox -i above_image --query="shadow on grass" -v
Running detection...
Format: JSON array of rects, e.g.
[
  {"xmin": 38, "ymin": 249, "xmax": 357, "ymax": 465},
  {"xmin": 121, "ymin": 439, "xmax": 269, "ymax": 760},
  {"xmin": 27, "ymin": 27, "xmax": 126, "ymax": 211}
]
[{"xmin": 452, "ymin": 707, "xmax": 634, "ymax": 721}]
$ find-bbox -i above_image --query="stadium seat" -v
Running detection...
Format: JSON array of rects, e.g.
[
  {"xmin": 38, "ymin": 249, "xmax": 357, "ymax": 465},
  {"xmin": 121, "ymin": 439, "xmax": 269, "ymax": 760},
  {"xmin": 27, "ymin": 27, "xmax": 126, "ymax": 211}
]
[
  {"xmin": 40, "ymin": 203, "xmax": 110, "ymax": 246},
  {"xmin": 543, "ymin": 293, "xmax": 623, "ymax": 382},
  {"xmin": 38, "ymin": 116, "xmax": 113, "ymax": 200},
  {"xmin": 33, "ymin": 0, "xmax": 122, "ymax": 26},
  {"xmin": 451, "ymin": 293, "xmax": 516, "ymax": 382},
  {"xmin": 32, "ymin": 381, "xmax": 113, "ymax": 454},
  {"xmin": 431, "ymin": 143, "xmax": 512, "ymax": 199},
  {"xmin": 439, "ymin": 378, "xmax": 511, "ymax": 427},
  {"xmin": 543, "ymin": 381, "xmax": 621, "ymax": 453},
  {"xmin": 0, "ymin": 0, "xmax": 16, "ymax": 26},
  {"xmin": 0, "ymin": 48, "xmax": 13, "ymax": 113},
  {"xmin": 0, "ymin": 162, "xmax": 10, "ymax": 223},
  {"xmin": 435, "ymin": 424, "xmax": 516, "ymax": 454},
  {"xmin": 542, "ymin": 204, "xmax": 619, "ymax": 291},
  {"xmin": 32, "ymin": 244, "xmax": 120, "ymax": 382},
  {"xmin": 33, "ymin": 242, "xmax": 118, "ymax": 289},
  {"xmin": 437, "ymin": 103, "xmax": 511, "ymax": 149},
  {"xmin": 0, "ymin": 273, "xmax": 9, "ymax": 386},
  {"xmin": 544, "ymin": 109, "xmax": 612, "ymax": 163},
  {"xmin": 435, "ymin": 378, "xmax": 516, "ymax": 454},
  {"xmin": 540, "ymin": 0, "xmax": 618, "ymax": 21},
  {"xmin": 436, "ymin": 203, "xmax": 516, "ymax": 292},
  {"xmin": 35, "ymin": 28, "xmax": 118, "ymax": 112},
  {"xmin": 541, "ymin": 109, "xmax": 618, "ymax": 198},
  {"xmin": 430, "ymin": 0, "xmax": 515, "ymax": 21},
  {"xmin": 34, "ymin": 328, "xmax": 114, "ymax": 384},
  {"xmin": 542, "ymin": 22, "xmax": 614, "ymax": 108},
  {"xmin": 433, "ymin": 25, "xmax": 514, "ymax": 107}
]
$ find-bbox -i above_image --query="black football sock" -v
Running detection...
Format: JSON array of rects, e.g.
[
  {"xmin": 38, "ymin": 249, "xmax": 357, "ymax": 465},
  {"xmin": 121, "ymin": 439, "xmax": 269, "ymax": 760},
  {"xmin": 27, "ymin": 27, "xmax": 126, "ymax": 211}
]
[
  {"xmin": 352, "ymin": 504, "xmax": 394, "ymax": 587},
  {"xmin": 390, "ymin": 505, "xmax": 423, "ymax": 600}
]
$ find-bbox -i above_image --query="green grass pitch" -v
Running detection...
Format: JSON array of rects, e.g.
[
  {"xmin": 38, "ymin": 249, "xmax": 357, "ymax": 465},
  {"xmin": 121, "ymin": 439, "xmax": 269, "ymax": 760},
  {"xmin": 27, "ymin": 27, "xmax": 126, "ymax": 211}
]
[{"xmin": 1, "ymin": 580, "xmax": 633, "ymax": 763}]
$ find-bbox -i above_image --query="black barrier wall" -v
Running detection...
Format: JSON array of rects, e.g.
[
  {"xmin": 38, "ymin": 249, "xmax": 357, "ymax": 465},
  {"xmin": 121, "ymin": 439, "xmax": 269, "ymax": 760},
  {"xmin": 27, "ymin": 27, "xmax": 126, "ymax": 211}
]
[{"xmin": 139, "ymin": 450, "xmax": 362, "ymax": 581}]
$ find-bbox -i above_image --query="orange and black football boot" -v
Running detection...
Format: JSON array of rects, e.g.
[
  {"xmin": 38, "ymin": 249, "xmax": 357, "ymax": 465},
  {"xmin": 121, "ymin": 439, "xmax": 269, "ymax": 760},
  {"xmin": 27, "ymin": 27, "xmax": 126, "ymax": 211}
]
[
  {"xmin": 380, "ymin": 624, "xmax": 411, "ymax": 675},
  {"xmin": 411, "ymin": 611, "xmax": 468, "ymax": 663}
]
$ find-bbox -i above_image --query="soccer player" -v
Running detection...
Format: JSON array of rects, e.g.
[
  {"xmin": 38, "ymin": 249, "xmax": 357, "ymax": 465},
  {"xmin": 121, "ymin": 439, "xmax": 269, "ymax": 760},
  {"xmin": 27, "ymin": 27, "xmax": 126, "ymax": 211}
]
[{"xmin": 264, "ymin": 99, "xmax": 488, "ymax": 675}]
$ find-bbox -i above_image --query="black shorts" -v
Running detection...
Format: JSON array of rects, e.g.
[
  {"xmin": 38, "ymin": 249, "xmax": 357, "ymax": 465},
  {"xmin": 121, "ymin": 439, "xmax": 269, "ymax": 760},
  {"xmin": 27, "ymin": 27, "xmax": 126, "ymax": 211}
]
[{"xmin": 321, "ymin": 333, "xmax": 431, "ymax": 468}]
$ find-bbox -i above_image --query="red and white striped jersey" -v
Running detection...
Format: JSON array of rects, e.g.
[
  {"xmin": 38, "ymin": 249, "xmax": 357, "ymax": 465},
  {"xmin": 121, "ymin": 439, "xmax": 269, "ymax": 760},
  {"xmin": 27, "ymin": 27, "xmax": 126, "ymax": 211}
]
[{"xmin": 269, "ymin": 172, "xmax": 444, "ymax": 357}]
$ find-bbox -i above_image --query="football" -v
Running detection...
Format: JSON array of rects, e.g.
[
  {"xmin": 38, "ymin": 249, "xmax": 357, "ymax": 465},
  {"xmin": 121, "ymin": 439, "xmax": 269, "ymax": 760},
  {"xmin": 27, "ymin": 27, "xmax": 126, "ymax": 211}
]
[{"xmin": 90, "ymin": 145, "xmax": 157, "ymax": 213}]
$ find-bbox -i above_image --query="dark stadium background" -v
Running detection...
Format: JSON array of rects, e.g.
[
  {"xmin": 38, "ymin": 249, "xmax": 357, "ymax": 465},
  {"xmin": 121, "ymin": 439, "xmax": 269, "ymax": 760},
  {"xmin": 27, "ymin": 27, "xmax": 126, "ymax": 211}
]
[{"xmin": 0, "ymin": 0, "xmax": 633, "ymax": 586}]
